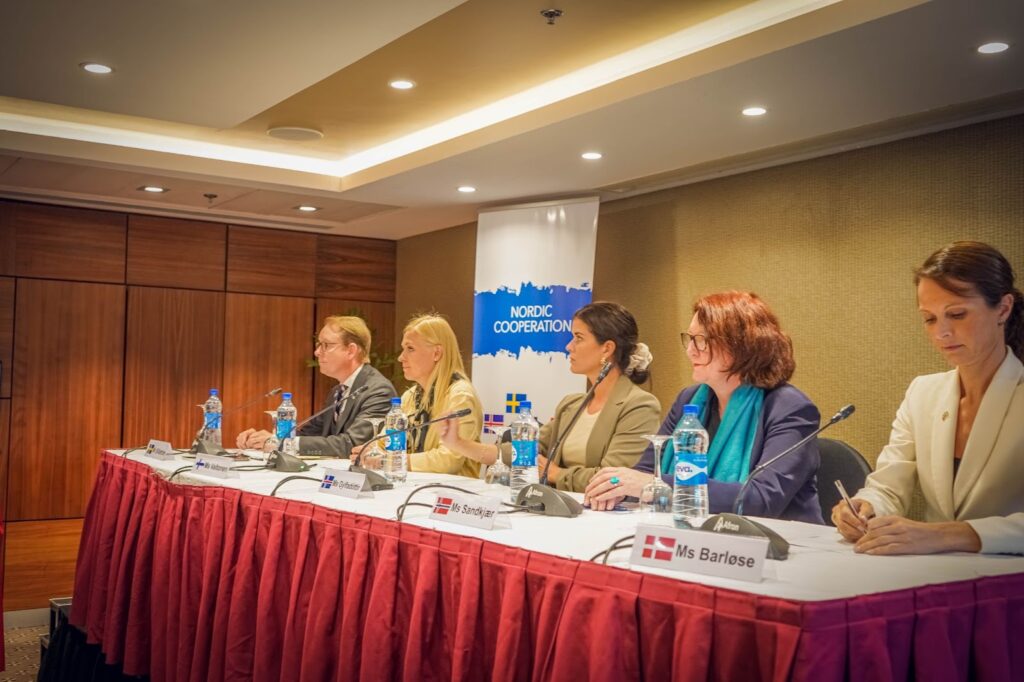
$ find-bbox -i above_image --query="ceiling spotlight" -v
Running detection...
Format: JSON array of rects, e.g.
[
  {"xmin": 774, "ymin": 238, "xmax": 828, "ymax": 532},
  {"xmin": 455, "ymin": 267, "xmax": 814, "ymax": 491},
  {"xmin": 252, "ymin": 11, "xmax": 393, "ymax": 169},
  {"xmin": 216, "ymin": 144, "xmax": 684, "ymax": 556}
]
[
  {"xmin": 540, "ymin": 9, "xmax": 564, "ymax": 25},
  {"xmin": 389, "ymin": 79, "xmax": 416, "ymax": 90},
  {"xmin": 80, "ymin": 62, "xmax": 113, "ymax": 74},
  {"xmin": 138, "ymin": 185, "xmax": 168, "ymax": 193},
  {"xmin": 267, "ymin": 126, "xmax": 324, "ymax": 141},
  {"xmin": 742, "ymin": 106, "xmax": 767, "ymax": 117},
  {"xmin": 977, "ymin": 42, "xmax": 1009, "ymax": 54},
  {"xmin": 296, "ymin": 205, "xmax": 319, "ymax": 212},
  {"xmin": 581, "ymin": 151, "xmax": 603, "ymax": 160},
  {"xmin": 457, "ymin": 186, "xmax": 476, "ymax": 193}
]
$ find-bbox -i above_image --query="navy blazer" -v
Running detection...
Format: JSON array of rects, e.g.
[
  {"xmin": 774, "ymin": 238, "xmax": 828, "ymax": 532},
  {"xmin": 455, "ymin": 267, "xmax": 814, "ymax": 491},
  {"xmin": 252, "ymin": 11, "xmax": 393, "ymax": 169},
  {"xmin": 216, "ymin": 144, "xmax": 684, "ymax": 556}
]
[{"xmin": 636, "ymin": 383, "xmax": 824, "ymax": 523}]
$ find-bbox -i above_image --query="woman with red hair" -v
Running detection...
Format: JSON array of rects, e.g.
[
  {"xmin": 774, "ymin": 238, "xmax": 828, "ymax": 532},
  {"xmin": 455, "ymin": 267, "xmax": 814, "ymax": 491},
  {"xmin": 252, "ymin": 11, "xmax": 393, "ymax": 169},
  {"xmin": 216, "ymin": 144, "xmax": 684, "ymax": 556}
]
[{"xmin": 585, "ymin": 291, "xmax": 824, "ymax": 523}]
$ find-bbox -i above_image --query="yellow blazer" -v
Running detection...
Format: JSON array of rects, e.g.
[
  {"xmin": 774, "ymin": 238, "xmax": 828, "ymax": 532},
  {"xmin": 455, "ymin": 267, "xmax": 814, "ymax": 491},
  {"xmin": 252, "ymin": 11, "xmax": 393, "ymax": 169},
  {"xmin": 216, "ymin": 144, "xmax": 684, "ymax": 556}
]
[
  {"xmin": 540, "ymin": 374, "xmax": 661, "ymax": 493},
  {"xmin": 856, "ymin": 349, "xmax": 1024, "ymax": 554},
  {"xmin": 403, "ymin": 377, "xmax": 483, "ymax": 479}
]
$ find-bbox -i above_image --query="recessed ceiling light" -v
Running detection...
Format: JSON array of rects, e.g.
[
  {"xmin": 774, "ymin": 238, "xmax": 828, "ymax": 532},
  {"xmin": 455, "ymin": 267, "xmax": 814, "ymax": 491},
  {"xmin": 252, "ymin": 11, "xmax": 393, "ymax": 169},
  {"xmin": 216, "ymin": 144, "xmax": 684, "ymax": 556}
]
[
  {"xmin": 80, "ymin": 62, "xmax": 113, "ymax": 74},
  {"xmin": 266, "ymin": 126, "xmax": 324, "ymax": 141},
  {"xmin": 457, "ymin": 186, "xmax": 476, "ymax": 193},
  {"xmin": 296, "ymin": 205, "xmax": 319, "ymax": 212},
  {"xmin": 138, "ymin": 185, "xmax": 168, "ymax": 193},
  {"xmin": 389, "ymin": 79, "xmax": 416, "ymax": 90},
  {"xmin": 977, "ymin": 42, "xmax": 1009, "ymax": 54},
  {"xmin": 742, "ymin": 106, "xmax": 767, "ymax": 117},
  {"xmin": 581, "ymin": 151, "xmax": 603, "ymax": 160}
]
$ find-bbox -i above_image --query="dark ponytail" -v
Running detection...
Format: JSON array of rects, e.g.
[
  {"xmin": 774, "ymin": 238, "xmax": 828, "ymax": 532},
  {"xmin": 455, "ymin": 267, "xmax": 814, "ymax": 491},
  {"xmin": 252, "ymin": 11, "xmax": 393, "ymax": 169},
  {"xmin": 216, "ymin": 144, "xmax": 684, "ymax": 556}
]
[{"xmin": 915, "ymin": 241, "xmax": 1023, "ymax": 358}]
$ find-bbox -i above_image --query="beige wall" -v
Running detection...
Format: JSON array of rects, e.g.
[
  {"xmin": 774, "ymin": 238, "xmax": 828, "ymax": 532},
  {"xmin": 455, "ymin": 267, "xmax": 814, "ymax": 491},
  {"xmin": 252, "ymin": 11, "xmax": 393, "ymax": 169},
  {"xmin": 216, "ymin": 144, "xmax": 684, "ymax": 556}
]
[{"xmin": 396, "ymin": 114, "xmax": 1024, "ymax": 464}]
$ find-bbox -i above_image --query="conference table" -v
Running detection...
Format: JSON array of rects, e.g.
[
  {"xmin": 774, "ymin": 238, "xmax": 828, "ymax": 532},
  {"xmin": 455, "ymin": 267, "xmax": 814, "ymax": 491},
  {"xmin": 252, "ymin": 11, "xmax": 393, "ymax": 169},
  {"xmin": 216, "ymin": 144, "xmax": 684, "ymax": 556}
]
[{"xmin": 70, "ymin": 450, "xmax": 1024, "ymax": 681}]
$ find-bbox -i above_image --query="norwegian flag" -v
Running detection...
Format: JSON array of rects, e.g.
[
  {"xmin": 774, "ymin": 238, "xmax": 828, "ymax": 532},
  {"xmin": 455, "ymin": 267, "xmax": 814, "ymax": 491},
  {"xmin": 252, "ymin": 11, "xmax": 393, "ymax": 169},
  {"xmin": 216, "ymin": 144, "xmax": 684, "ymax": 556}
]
[
  {"xmin": 641, "ymin": 534, "xmax": 676, "ymax": 562},
  {"xmin": 433, "ymin": 497, "xmax": 454, "ymax": 515}
]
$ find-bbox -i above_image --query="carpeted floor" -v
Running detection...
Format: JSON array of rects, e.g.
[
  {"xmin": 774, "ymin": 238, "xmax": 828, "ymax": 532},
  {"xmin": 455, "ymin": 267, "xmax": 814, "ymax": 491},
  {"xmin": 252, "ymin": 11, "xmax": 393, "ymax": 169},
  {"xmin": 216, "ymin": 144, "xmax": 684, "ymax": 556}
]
[{"xmin": 0, "ymin": 626, "xmax": 46, "ymax": 681}]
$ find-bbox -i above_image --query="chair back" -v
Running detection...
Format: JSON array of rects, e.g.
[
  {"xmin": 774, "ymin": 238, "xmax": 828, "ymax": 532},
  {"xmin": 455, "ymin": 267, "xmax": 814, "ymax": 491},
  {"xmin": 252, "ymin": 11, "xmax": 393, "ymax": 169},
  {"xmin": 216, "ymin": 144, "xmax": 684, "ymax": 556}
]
[{"xmin": 817, "ymin": 438, "xmax": 872, "ymax": 526}]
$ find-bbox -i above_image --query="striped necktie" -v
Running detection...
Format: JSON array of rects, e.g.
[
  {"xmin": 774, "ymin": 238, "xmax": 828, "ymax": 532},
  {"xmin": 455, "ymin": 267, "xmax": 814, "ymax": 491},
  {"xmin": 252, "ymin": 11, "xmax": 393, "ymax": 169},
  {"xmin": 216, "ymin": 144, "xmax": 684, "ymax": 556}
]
[{"xmin": 331, "ymin": 385, "xmax": 347, "ymax": 430}]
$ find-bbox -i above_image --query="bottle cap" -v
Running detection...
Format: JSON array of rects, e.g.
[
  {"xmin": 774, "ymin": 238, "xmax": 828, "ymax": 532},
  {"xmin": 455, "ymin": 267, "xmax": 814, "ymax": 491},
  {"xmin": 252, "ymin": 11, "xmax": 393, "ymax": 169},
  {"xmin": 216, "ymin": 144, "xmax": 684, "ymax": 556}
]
[
  {"xmin": 683, "ymin": 404, "xmax": 700, "ymax": 416},
  {"xmin": 282, "ymin": 392, "xmax": 292, "ymax": 400},
  {"xmin": 517, "ymin": 405, "xmax": 531, "ymax": 414},
  {"xmin": 391, "ymin": 397, "xmax": 402, "ymax": 406},
  {"xmin": 209, "ymin": 388, "xmax": 218, "ymax": 396}
]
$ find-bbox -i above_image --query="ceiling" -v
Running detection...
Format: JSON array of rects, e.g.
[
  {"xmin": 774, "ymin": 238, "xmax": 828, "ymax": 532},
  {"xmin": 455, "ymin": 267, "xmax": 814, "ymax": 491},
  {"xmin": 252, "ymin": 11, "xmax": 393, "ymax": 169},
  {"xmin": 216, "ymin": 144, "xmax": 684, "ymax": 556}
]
[{"xmin": 1, "ymin": 0, "xmax": 1022, "ymax": 240}]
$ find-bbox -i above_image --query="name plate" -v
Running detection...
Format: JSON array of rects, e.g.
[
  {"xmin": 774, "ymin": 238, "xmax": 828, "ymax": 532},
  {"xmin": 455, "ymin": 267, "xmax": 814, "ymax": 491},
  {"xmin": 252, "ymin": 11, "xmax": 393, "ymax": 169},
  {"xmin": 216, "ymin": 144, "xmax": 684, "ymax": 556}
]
[
  {"xmin": 429, "ymin": 492, "xmax": 500, "ymax": 530},
  {"xmin": 144, "ymin": 439, "xmax": 176, "ymax": 461},
  {"xmin": 629, "ymin": 523, "xmax": 767, "ymax": 582},
  {"xmin": 317, "ymin": 468, "xmax": 373, "ymax": 499},
  {"xmin": 193, "ymin": 453, "xmax": 239, "ymax": 479}
]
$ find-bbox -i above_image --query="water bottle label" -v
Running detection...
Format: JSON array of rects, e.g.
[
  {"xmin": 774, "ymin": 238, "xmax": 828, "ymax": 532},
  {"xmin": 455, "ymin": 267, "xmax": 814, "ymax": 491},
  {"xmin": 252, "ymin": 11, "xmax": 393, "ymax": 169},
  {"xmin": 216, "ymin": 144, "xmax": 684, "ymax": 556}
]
[
  {"xmin": 511, "ymin": 440, "xmax": 537, "ymax": 467},
  {"xmin": 275, "ymin": 419, "xmax": 294, "ymax": 441},
  {"xmin": 204, "ymin": 413, "xmax": 221, "ymax": 430},
  {"xmin": 675, "ymin": 454, "xmax": 708, "ymax": 486},
  {"xmin": 384, "ymin": 429, "xmax": 407, "ymax": 452}
]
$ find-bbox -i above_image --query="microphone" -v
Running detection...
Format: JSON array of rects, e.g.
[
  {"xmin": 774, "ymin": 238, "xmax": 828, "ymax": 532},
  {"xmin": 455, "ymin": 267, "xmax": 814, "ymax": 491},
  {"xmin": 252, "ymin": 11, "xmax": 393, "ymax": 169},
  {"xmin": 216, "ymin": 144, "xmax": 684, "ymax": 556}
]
[
  {"xmin": 268, "ymin": 385, "xmax": 370, "ymax": 472},
  {"xmin": 190, "ymin": 387, "xmax": 283, "ymax": 455},
  {"xmin": 698, "ymin": 404, "xmax": 856, "ymax": 561},
  {"xmin": 515, "ymin": 362, "xmax": 614, "ymax": 518},
  {"xmin": 407, "ymin": 408, "xmax": 472, "ymax": 433}
]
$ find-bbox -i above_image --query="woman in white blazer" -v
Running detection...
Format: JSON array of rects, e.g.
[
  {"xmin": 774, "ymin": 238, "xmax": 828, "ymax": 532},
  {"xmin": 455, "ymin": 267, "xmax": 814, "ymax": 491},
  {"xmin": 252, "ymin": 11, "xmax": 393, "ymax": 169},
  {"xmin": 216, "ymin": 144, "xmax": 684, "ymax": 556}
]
[{"xmin": 834, "ymin": 241, "xmax": 1024, "ymax": 555}]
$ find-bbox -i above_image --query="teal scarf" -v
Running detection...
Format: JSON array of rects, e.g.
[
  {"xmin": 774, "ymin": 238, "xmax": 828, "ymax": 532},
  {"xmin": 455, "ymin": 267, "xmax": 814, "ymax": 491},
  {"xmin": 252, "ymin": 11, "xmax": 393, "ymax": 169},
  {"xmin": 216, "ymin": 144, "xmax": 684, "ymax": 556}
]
[{"xmin": 661, "ymin": 384, "xmax": 765, "ymax": 483}]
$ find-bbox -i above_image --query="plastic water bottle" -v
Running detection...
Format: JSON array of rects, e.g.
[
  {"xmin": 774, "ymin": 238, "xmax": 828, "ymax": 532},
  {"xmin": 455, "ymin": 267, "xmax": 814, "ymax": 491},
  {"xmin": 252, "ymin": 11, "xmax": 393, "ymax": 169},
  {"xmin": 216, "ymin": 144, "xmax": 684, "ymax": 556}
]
[
  {"xmin": 202, "ymin": 389, "xmax": 222, "ymax": 446},
  {"xmin": 276, "ymin": 392, "xmax": 298, "ymax": 455},
  {"xmin": 383, "ymin": 397, "xmax": 408, "ymax": 484},
  {"xmin": 672, "ymin": 404, "xmax": 709, "ymax": 522},
  {"xmin": 509, "ymin": 406, "xmax": 539, "ymax": 502}
]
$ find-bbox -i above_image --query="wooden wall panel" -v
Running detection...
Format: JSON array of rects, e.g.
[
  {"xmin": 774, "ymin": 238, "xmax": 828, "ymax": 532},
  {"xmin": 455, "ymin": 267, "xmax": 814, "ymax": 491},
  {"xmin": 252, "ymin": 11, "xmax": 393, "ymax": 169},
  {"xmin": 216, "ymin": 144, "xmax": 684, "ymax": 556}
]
[
  {"xmin": 0, "ymin": 399, "xmax": 9, "ymax": 523},
  {"xmin": 127, "ymin": 215, "xmax": 226, "ymax": 290},
  {"xmin": 0, "ymin": 277, "xmax": 12, "ymax": 397},
  {"xmin": 222, "ymin": 293, "xmax": 315, "ymax": 441},
  {"xmin": 227, "ymin": 226, "xmax": 316, "ymax": 297},
  {"xmin": 3, "ymin": 518, "xmax": 83, "ymax": 610},
  {"xmin": 316, "ymin": 235, "xmax": 396, "ymax": 302},
  {"xmin": 8, "ymin": 202, "xmax": 126, "ymax": 283},
  {"xmin": 9, "ymin": 279, "xmax": 125, "ymax": 520},
  {"xmin": 0, "ymin": 201, "xmax": 14, "ymax": 275},
  {"xmin": 123, "ymin": 287, "xmax": 225, "ymax": 449},
  {"xmin": 314, "ymin": 298, "xmax": 398, "ymax": 408}
]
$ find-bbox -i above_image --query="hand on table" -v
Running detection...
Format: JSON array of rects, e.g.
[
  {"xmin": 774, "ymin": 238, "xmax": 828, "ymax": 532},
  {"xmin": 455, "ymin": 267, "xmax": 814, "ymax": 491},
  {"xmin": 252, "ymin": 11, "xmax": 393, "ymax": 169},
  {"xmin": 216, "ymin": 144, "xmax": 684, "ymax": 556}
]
[
  {"xmin": 584, "ymin": 467, "xmax": 650, "ymax": 511},
  {"xmin": 853, "ymin": 516, "xmax": 981, "ymax": 555},
  {"xmin": 831, "ymin": 498, "xmax": 874, "ymax": 542},
  {"xmin": 236, "ymin": 428, "xmax": 274, "ymax": 451}
]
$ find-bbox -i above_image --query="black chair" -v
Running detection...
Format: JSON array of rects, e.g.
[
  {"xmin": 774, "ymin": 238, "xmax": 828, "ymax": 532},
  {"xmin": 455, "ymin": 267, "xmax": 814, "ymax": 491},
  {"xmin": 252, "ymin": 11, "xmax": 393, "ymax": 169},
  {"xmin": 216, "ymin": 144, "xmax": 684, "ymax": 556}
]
[{"xmin": 816, "ymin": 438, "xmax": 872, "ymax": 526}]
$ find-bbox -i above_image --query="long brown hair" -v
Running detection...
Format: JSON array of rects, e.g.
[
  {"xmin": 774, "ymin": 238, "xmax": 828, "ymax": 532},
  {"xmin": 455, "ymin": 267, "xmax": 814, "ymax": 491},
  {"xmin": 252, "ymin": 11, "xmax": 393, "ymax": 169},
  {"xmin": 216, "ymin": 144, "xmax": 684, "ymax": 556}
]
[{"xmin": 915, "ymin": 241, "xmax": 1023, "ymax": 358}]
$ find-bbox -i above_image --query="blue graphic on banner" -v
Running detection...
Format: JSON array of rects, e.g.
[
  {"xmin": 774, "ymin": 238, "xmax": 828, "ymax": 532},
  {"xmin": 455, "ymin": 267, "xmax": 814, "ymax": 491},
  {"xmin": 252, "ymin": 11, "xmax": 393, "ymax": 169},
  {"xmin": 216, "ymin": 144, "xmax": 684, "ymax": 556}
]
[{"xmin": 473, "ymin": 282, "xmax": 591, "ymax": 357}]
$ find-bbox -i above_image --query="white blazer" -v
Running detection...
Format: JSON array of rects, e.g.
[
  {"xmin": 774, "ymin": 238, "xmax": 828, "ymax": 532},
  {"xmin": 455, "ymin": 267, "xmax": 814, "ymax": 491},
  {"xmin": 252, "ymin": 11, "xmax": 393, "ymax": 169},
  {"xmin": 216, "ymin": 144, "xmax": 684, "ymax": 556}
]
[{"xmin": 856, "ymin": 349, "xmax": 1024, "ymax": 554}]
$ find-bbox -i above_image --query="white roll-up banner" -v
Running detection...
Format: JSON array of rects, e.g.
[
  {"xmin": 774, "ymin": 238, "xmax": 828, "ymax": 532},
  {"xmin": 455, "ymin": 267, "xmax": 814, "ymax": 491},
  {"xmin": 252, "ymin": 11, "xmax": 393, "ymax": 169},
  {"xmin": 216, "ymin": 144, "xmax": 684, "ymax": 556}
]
[{"xmin": 471, "ymin": 197, "xmax": 599, "ymax": 432}]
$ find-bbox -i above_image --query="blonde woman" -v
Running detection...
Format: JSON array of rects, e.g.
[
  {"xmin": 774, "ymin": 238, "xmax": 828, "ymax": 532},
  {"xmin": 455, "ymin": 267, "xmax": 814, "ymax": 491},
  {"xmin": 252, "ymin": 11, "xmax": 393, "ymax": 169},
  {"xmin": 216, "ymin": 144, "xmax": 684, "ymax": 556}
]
[{"xmin": 357, "ymin": 314, "xmax": 483, "ymax": 477}]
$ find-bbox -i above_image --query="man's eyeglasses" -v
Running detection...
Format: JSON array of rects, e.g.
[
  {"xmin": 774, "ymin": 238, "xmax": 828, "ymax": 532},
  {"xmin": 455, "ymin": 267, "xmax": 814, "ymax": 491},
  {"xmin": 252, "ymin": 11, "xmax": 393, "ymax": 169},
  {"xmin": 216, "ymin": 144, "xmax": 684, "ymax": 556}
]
[
  {"xmin": 314, "ymin": 340, "xmax": 344, "ymax": 353},
  {"xmin": 679, "ymin": 332, "xmax": 710, "ymax": 353}
]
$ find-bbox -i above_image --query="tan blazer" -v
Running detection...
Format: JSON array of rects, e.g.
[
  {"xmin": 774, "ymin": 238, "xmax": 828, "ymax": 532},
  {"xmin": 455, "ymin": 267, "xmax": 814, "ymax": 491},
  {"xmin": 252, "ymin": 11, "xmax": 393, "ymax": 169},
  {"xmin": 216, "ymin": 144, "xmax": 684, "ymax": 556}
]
[
  {"xmin": 856, "ymin": 349, "xmax": 1024, "ymax": 554},
  {"xmin": 404, "ymin": 377, "xmax": 484, "ymax": 479},
  {"xmin": 537, "ymin": 374, "xmax": 661, "ymax": 493}
]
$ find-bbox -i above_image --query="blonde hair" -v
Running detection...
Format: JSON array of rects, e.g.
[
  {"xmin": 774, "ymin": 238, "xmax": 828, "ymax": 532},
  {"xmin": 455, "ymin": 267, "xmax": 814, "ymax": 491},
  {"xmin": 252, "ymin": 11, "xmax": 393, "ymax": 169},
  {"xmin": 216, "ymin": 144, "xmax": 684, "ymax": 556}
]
[
  {"xmin": 403, "ymin": 313, "xmax": 466, "ymax": 418},
  {"xmin": 323, "ymin": 315, "xmax": 371, "ymax": 361}
]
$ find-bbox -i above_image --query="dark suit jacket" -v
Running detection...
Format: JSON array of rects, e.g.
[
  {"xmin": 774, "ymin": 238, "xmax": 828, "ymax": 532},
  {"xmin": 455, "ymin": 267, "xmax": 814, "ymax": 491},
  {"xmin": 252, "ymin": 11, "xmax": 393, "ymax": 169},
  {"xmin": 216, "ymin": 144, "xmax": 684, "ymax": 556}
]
[
  {"xmin": 297, "ymin": 364, "xmax": 397, "ymax": 457},
  {"xmin": 636, "ymin": 383, "xmax": 824, "ymax": 523}
]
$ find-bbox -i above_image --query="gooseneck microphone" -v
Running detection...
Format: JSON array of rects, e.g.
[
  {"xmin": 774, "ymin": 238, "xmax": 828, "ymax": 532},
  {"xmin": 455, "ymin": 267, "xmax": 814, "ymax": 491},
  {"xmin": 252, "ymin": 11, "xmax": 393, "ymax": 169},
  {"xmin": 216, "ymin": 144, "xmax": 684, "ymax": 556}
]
[
  {"xmin": 733, "ymin": 404, "xmax": 855, "ymax": 515},
  {"xmin": 515, "ymin": 362, "xmax": 613, "ymax": 518},
  {"xmin": 190, "ymin": 387, "xmax": 284, "ymax": 454},
  {"xmin": 268, "ymin": 385, "xmax": 370, "ymax": 472},
  {"xmin": 696, "ymin": 404, "xmax": 856, "ymax": 561}
]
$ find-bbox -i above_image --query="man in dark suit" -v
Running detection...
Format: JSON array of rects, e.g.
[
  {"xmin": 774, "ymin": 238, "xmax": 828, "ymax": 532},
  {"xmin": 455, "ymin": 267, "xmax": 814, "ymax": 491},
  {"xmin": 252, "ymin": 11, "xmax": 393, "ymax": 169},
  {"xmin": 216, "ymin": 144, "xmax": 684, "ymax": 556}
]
[{"xmin": 236, "ymin": 315, "xmax": 397, "ymax": 457}]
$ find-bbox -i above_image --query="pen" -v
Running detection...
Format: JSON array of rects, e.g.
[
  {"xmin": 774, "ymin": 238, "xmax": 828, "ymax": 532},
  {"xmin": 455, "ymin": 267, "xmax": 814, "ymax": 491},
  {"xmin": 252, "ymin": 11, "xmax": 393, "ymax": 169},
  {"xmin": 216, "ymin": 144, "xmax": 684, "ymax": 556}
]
[{"xmin": 834, "ymin": 479, "xmax": 868, "ymax": 525}]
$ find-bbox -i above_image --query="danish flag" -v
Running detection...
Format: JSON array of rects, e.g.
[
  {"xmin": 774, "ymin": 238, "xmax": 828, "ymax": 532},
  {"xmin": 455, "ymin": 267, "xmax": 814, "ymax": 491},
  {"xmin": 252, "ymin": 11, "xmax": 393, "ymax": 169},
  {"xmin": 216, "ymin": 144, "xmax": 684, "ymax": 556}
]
[
  {"xmin": 433, "ymin": 497, "xmax": 454, "ymax": 515},
  {"xmin": 642, "ymin": 534, "xmax": 675, "ymax": 562}
]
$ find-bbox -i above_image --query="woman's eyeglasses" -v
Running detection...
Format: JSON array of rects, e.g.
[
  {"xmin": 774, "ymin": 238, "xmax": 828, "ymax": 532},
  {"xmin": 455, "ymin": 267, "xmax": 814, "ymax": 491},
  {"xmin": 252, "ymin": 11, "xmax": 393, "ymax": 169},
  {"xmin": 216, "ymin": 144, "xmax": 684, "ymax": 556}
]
[{"xmin": 679, "ymin": 332, "xmax": 710, "ymax": 352}]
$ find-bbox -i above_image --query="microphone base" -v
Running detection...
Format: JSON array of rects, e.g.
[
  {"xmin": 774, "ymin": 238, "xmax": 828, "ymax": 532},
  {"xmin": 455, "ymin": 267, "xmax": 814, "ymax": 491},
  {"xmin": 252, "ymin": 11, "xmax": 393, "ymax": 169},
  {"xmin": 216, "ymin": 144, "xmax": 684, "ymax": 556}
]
[
  {"xmin": 514, "ymin": 484, "xmax": 583, "ymax": 518},
  {"xmin": 349, "ymin": 465, "xmax": 394, "ymax": 491},
  {"xmin": 268, "ymin": 449, "xmax": 312, "ymax": 473},
  {"xmin": 190, "ymin": 438, "xmax": 228, "ymax": 457},
  {"xmin": 698, "ymin": 513, "xmax": 790, "ymax": 560}
]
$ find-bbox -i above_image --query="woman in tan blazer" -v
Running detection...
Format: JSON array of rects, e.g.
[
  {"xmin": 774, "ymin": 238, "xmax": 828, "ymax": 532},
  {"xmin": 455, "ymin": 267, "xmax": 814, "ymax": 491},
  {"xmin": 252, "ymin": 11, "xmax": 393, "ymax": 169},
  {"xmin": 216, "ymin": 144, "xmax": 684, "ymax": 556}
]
[
  {"xmin": 834, "ymin": 242, "xmax": 1024, "ymax": 555},
  {"xmin": 438, "ymin": 301, "xmax": 661, "ymax": 492}
]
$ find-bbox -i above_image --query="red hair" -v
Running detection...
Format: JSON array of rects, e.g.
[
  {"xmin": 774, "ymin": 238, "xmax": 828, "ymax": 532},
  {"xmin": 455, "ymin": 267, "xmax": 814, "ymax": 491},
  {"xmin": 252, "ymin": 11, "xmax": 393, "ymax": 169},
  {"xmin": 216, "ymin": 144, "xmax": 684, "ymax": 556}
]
[{"xmin": 693, "ymin": 291, "xmax": 795, "ymax": 389}]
